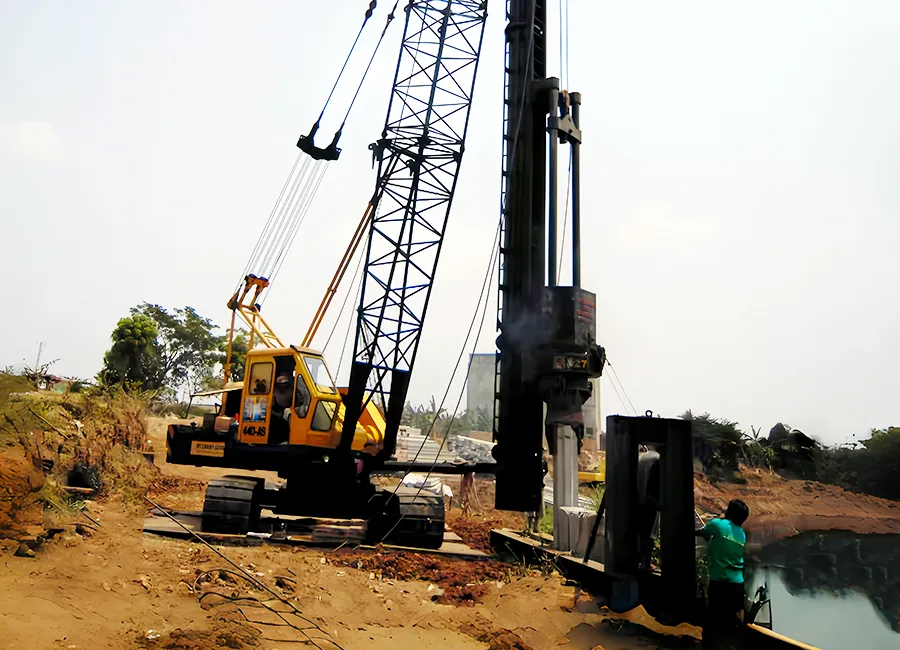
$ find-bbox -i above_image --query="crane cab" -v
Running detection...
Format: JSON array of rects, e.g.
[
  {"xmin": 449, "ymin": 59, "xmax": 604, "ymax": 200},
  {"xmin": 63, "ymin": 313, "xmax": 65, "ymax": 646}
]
[
  {"xmin": 238, "ymin": 346, "xmax": 384, "ymax": 455},
  {"xmin": 166, "ymin": 346, "xmax": 386, "ymax": 471}
]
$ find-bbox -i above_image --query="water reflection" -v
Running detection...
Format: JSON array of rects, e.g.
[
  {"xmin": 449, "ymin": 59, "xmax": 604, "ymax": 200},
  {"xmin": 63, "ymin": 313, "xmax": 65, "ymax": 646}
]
[
  {"xmin": 747, "ymin": 569, "xmax": 899, "ymax": 649},
  {"xmin": 749, "ymin": 532, "xmax": 900, "ymax": 650}
]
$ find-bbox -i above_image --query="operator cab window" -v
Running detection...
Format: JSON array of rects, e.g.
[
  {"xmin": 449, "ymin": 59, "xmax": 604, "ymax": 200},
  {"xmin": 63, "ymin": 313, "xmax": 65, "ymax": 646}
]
[
  {"xmin": 249, "ymin": 362, "xmax": 274, "ymax": 394},
  {"xmin": 223, "ymin": 388, "xmax": 242, "ymax": 417},
  {"xmin": 303, "ymin": 356, "xmax": 337, "ymax": 394},
  {"xmin": 311, "ymin": 400, "xmax": 336, "ymax": 431},
  {"xmin": 294, "ymin": 375, "xmax": 311, "ymax": 418}
]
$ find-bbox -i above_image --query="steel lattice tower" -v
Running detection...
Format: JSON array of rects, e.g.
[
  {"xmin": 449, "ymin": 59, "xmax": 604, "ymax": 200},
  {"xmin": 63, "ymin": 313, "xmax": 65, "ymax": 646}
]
[{"xmin": 340, "ymin": 1, "xmax": 488, "ymax": 458}]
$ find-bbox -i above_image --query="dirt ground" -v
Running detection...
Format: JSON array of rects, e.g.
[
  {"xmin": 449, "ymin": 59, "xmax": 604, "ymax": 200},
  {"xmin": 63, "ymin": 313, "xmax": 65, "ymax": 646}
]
[
  {"xmin": 0, "ymin": 505, "xmax": 698, "ymax": 650},
  {"xmin": 3, "ymin": 411, "xmax": 899, "ymax": 649},
  {"xmin": 0, "ymin": 416, "xmax": 703, "ymax": 650},
  {"xmin": 693, "ymin": 467, "xmax": 900, "ymax": 546}
]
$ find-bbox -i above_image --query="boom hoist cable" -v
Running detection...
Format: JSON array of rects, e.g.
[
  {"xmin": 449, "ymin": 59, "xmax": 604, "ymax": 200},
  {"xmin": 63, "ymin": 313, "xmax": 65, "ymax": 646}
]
[
  {"xmin": 298, "ymin": 0, "xmax": 401, "ymax": 162},
  {"xmin": 222, "ymin": 1, "xmax": 401, "ymax": 380}
]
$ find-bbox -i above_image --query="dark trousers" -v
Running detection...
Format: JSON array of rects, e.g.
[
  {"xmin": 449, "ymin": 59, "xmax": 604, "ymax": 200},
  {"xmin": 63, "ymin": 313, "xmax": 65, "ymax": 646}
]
[
  {"xmin": 702, "ymin": 580, "xmax": 746, "ymax": 649},
  {"xmin": 636, "ymin": 506, "xmax": 657, "ymax": 569}
]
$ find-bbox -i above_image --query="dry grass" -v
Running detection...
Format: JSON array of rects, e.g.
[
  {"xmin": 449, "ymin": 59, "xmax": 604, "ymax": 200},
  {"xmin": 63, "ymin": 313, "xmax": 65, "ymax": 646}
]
[{"xmin": 1, "ymin": 376, "xmax": 159, "ymax": 514}]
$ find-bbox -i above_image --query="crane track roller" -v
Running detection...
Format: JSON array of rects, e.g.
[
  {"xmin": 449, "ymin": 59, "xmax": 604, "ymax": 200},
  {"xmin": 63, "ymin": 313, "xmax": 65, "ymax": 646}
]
[
  {"xmin": 393, "ymin": 491, "xmax": 445, "ymax": 550},
  {"xmin": 369, "ymin": 487, "xmax": 445, "ymax": 550},
  {"xmin": 201, "ymin": 476, "xmax": 264, "ymax": 535}
]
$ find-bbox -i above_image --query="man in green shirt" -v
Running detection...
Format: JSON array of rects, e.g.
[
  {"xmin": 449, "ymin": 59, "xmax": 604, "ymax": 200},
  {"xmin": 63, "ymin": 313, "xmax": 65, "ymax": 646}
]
[{"xmin": 697, "ymin": 498, "xmax": 750, "ymax": 649}]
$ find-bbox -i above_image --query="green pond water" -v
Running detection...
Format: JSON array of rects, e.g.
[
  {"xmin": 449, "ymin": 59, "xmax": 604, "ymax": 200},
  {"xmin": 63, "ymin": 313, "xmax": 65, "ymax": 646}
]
[{"xmin": 749, "ymin": 568, "xmax": 899, "ymax": 650}]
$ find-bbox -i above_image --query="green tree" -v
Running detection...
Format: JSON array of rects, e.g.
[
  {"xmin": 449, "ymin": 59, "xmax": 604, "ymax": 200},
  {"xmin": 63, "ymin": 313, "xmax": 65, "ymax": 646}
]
[
  {"xmin": 815, "ymin": 427, "xmax": 900, "ymax": 501},
  {"xmin": 452, "ymin": 406, "xmax": 493, "ymax": 433},
  {"xmin": 856, "ymin": 428, "xmax": 900, "ymax": 499},
  {"xmin": 226, "ymin": 328, "xmax": 250, "ymax": 382},
  {"xmin": 472, "ymin": 406, "xmax": 492, "ymax": 432},
  {"xmin": 683, "ymin": 410, "xmax": 743, "ymax": 473},
  {"xmin": 100, "ymin": 304, "xmax": 224, "ymax": 396},
  {"xmin": 132, "ymin": 303, "xmax": 225, "ymax": 395},
  {"xmin": 99, "ymin": 314, "xmax": 161, "ymax": 389}
]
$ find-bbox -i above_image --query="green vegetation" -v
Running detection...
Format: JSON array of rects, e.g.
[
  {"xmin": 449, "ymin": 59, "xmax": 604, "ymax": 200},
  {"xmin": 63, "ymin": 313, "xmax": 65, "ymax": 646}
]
[
  {"xmin": 227, "ymin": 329, "xmax": 251, "ymax": 382},
  {"xmin": 685, "ymin": 410, "xmax": 900, "ymax": 503},
  {"xmin": 0, "ymin": 370, "xmax": 158, "ymax": 517},
  {"xmin": 813, "ymin": 427, "xmax": 900, "ymax": 502},
  {"xmin": 585, "ymin": 484, "xmax": 604, "ymax": 511},
  {"xmin": 0, "ymin": 372, "xmax": 51, "ymax": 448},
  {"xmin": 99, "ymin": 312, "xmax": 160, "ymax": 389},
  {"xmin": 0, "ymin": 372, "xmax": 32, "ymax": 405},
  {"xmin": 537, "ymin": 507, "xmax": 553, "ymax": 535},
  {"xmin": 99, "ymin": 304, "xmax": 255, "ymax": 398},
  {"xmin": 400, "ymin": 397, "xmax": 493, "ymax": 437}
]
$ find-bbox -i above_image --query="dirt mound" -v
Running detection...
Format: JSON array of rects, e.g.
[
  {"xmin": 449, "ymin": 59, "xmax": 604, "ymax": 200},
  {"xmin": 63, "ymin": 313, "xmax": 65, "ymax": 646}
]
[
  {"xmin": 460, "ymin": 622, "xmax": 535, "ymax": 650},
  {"xmin": 447, "ymin": 514, "xmax": 503, "ymax": 553},
  {"xmin": 694, "ymin": 468, "xmax": 900, "ymax": 545},
  {"xmin": 150, "ymin": 474, "xmax": 205, "ymax": 496},
  {"xmin": 332, "ymin": 548, "xmax": 511, "ymax": 606},
  {"xmin": 445, "ymin": 502, "xmax": 526, "ymax": 553},
  {"xmin": 138, "ymin": 624, "xmax": 261, "ymax": 649},
  {"xmin": 0, "ymin": 450, "xmax": 46, "ymax": 543}
]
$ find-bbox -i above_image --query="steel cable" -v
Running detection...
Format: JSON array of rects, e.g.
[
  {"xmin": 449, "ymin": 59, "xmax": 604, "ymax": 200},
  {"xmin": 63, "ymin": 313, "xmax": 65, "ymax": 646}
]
[{"xmin": 371, "ymin": 0, "xmax": 540, "ymax": 544}]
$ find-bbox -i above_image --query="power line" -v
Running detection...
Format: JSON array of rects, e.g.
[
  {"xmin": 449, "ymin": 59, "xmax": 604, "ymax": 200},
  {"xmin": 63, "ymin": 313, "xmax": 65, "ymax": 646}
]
[
  {"xmin": 377, "ymin": 216, "xmax": 500, "ymax": 544},
  {"xmin": 564, "ymin": 0, "xmax": 570, "ymax": 88},
  {"xmin": 606, "ymin": 357, "xmax": 637, "ymax": 415},
  {"xmin": 558, "ymin": 0, "xmax": 565, "ymax": 87},
  {"xmin": 604, "ymin": 373, "xmax": 631, "ymax": 416},
  {"xmin": 376, "ymin": 0, "xmax": 537, "ymax": 544}
]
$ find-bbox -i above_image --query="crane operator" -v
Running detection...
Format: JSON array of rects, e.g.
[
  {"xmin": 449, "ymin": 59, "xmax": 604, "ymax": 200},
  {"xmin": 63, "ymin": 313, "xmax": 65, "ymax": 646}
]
[{"xmin": 271, "ymin": 373, "xmax": 293, "ymax": 444}]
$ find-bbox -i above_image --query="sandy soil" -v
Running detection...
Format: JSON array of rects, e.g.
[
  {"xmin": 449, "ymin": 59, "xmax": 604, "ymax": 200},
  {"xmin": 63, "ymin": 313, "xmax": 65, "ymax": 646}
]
[
  {"xmin": 693, "ymin": 467, "xmax": 900, "ymax": 546},
  {"xmin": 0, "ymin": 417, "xmax": 702, "ymax": 650},
  {"xmin": 0, "ymin": 501, "xmax": 701, "ymax": 650},
  {"xmin": 3, "ymin": 414, "xmax": 899, "ymax": 649}
]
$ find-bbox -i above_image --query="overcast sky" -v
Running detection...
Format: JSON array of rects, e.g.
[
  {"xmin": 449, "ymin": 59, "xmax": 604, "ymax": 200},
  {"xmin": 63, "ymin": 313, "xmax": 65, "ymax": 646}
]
[{"xmin": 2, "ymin": 1, "xmax": 899, "ymax": 445}]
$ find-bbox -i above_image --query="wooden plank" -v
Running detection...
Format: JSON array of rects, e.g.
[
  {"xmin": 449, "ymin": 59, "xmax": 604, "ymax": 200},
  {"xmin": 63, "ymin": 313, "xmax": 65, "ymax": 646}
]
[
  {"xmin": 143, "ymin": 512, "xmax": 489, "ymax": 559},
  {"xmin": 142, "ymin": 516, "xmax": 263, "ymax": 545},
  {"xmin": 377, "ymin": 540, "xmax": 490, "ymax": 559},
  {"xmin": 62, "ymin": 486, "xmax": 96, "ymax": 495},
  {"xmin": 492, "ymin": 528, "xmax": 606, "ymax": 571},
  {"xmin": 747, "ymin": 625, "xmax": 821, "ymax": 650}
]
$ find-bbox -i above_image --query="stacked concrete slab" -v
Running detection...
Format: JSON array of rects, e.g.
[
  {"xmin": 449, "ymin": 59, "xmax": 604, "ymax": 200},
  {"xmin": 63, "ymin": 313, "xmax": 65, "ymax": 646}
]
[{"xmin": 450, "ymin": 435, "xmax": 497, "ymax": 465}]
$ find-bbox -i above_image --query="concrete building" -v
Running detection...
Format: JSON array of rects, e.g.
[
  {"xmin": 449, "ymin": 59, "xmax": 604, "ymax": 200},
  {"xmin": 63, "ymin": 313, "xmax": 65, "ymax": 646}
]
[
  {"xmin": 582, "ymin": 377, "xmax": 602, "ymax": 451},
  {"xmin": 466, "ymin": 353, "xmax": 495, "ymax": 416}
]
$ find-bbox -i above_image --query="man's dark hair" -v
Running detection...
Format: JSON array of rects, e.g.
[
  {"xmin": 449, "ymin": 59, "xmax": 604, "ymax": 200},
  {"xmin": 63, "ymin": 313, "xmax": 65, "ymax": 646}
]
[{"xmin": 725, "ymin": 499, "xmax": 749, "ymax": 526}]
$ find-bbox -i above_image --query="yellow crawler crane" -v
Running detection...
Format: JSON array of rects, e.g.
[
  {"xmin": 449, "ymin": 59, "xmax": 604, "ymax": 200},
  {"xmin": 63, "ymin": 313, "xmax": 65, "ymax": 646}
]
[{"xmin": 166, "ymin": 1, "xmax": 490, "ymax": 550}]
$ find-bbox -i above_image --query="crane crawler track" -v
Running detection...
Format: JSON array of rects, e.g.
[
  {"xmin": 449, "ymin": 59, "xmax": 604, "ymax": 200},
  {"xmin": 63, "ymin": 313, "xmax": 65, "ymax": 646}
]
[
  {"xmin": 380, "ymin": 488, "xmax": 446, "ymax": 550},
  {"xmin": 201, "ymin": 476, "xmax": 264, "ymax": 535},
  {"xmin": 197, "ymin": 478, "xmax": 446, "ymax": 550}
]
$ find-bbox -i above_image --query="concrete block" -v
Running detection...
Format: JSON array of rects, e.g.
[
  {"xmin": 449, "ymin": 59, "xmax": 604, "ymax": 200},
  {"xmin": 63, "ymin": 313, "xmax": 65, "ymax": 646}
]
[{"xmin": 556, "ymin": 506, "xmax": 599, "ymax": 554}]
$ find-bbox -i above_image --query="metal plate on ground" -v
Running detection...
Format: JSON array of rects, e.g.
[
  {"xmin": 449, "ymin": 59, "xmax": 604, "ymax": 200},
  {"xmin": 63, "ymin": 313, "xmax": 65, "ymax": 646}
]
[{"xmin": 142, "ymin": 509, "xmax": 488, "ymax": 558}]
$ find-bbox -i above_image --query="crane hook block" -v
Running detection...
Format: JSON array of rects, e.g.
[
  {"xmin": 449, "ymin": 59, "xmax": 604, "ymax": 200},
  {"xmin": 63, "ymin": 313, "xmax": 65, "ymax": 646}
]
[{"xmin": 297, "ymin": 121, "xmax": 343, "ymax": 161}]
